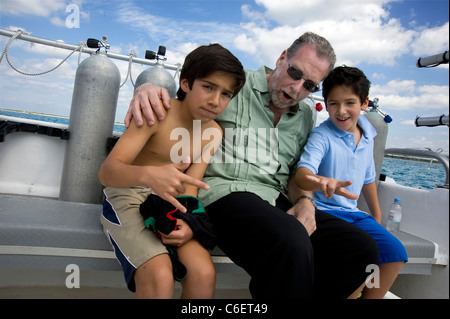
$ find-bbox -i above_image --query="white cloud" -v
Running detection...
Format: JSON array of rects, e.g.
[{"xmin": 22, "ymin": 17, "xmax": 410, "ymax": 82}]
[
  {"xmin": 254, "ymin": 0, "xmax": 392, "ymax": 26},
  {"xmin": 372, "ymin": 72, "xmax": 386, "ymax": 80},
  {"xmin": 371, "ymin": 81, "xmax": 449, "ymax": 111},
  {"xmin": 232, "ymin": 0, "xmax": 448, "ymax": 72},
  {"xmin": 1, "ymin": 0, "xmax": 66, "ymax": 17},
  {"xmin": 110, "ymin": 0, "xmax": 447, "ymax": 73},
  {"xmin": 235, "ymin": 0, "xmax": 418, "ymax": 67},
  {"xmin": 172, "ymin": 43, "xmax": 200, "ymax": 58},
  {"xmin": 1, "ymin": 0, "xmax": 447, "ymax": 139},
  {"xmin": 411, "ymin": 22, "xmax": 450, "ymax": 56},
  {"xmin": 386, "ymin": 129, "xmax": 449, "ymax": 151},
  {"xmin": 1, "ymin": 0, "xmax": 88, "ymax": 28},
  {"xmin": 115, "ymin": 2, "xmax": 241, "ymax": 49},
  {"xmin": 399, "ymin": 120, "xmax": 415, "ymax": 126},
  {"xmin": 241, "ymin": 4, "xmax": 268, "ymax": 28},
  {"xmin": 50, "ymin": 16, "xmax": 66, "ymax": 27},
  {"xmin": 234, "ymin": 23, "xmax": 298, "ymax": 67},
  {"xmin": 372, "ymin": 80, "xmax": 417, "ymax": 96}
]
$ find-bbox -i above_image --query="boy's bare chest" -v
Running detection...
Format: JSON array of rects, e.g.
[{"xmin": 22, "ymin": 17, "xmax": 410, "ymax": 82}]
[{"xmin": 139, "ymin": 119, "xmax": 218, "ymax": 164}]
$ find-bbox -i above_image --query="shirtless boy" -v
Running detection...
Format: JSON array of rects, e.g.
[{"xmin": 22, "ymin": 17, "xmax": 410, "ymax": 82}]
[{"xmin": 98, "ymin": 43, "xmax": 245, "ymax": 298}]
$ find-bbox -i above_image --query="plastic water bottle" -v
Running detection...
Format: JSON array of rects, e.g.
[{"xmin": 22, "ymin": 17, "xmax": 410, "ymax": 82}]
[{"xmin": 386, "ymin": 198, "xmax": 402, "ymax": 231}]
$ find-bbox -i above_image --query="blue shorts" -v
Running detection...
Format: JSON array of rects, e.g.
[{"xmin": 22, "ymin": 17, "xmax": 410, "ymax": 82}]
[{"xmin": 322, "ymin": 210, "xmax": 408, "ymax": 264}]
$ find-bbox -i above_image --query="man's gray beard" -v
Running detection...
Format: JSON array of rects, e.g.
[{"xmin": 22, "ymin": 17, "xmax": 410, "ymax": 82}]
[
  {"xmin": 269, "ymin": 66, "xmax": 299, "ymax": 109},
  {"xmin": 270, "ymin": 90, "xmax": 297, "ymax": 109}
]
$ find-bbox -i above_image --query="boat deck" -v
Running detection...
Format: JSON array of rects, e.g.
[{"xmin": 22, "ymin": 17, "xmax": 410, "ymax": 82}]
[
  {"xmin": 1, "ymin": 191, "xmax": 446, "ymax": 298},
  {"xmin": 0, "ymin": 193, "xmax": 251, "ymax": 298}
]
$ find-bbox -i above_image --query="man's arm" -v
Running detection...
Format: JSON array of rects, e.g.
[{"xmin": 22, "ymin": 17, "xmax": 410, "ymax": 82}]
[
  {"xmin": 286, "ymin": 178, "xmax": 316, "ymax": 236},
  {"xmin": 125, "ymin": 83, "xmax": 171, "ymax": 127}
]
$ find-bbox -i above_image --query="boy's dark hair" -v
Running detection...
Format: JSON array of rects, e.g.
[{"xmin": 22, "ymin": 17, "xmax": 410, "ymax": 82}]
[
  {"xmin": 322, "ymin": 66, "xmax": 371, "ymax": 104},
  {"xmin": 176, "ymin": 43, "xmax": 246, "ymax": 101}
]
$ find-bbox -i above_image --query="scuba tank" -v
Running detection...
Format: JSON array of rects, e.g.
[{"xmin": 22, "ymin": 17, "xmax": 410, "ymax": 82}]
[
  {"xmin": 358, "ymin": 97, "xmax": 392, "ymax": 211},
  {"xmin": 134, "ymin": 46, "xmax": 177, "ymax": 97},
  {"xmin": 59, "ymin": 36, "xmax": 120, "ymax": 204},
  {"xmin": 363, "ymin": 97, "xmax": 392, "ymax": 185},
  {"xmin": 305, "ymin": 95, "xmax": 324, "ymax": 127}
]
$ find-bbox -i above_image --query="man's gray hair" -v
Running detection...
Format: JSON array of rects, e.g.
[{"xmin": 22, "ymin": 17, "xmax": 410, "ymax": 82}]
[{"xmin": 287, "ymin": 32, "xmax": 336, "ymax": 74}]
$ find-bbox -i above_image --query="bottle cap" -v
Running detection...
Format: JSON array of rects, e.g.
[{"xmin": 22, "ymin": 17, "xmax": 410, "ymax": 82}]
[{"xmin": 394, "ymin": 198, "xmax": 401, "ymax": 203}]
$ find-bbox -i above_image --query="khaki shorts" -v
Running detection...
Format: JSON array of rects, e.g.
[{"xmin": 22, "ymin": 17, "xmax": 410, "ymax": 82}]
[{"xmin": 101, "ymin": 186, "xmax": 168, "ymax": 291}]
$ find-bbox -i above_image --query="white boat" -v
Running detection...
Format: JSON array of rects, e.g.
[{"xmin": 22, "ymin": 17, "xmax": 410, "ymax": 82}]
[{"xmin": 0, "ymin": 29, "xmax": 448, "ymax": 299}]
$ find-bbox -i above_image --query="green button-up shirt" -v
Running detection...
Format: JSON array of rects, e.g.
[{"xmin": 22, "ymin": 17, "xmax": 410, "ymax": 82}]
[{"xmin": 198, "ymin": 66, "xmax": 314, "ymax": 207}]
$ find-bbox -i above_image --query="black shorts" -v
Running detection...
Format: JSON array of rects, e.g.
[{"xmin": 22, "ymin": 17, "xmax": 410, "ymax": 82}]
[{"xmin": 206, "ymin": 192, "xmax": 379, "ymax": 299}]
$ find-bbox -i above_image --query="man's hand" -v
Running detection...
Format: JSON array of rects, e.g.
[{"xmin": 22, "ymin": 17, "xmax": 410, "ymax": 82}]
[
  {"xmin": 125, "ymin": 83, "xmax": 171, "ymax": 127},
  {"xmin": 287, "ymin": 199, "xmax": 316, "ymax": 236}
]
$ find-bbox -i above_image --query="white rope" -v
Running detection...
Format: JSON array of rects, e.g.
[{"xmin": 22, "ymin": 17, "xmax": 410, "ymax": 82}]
[
  {"xmin": 0, "ymin": 30, "xmax": 176, "ymax": 90},
  {"xmin": 0, "ymin": 29, "xmax": 84, "ymax": 76},
  {"xmin": 77, "ymin": 41, "xmax": 86, "ymax": 65},
  {"xmin": 173, "ymin": 62, "xmax": 182, "ymax": 80},
  {"xmin": 0, "ymin": 29, "xmax": 23, "ymax": 64},
  {"xmin": 119, "ymin": 50, "xmax": 136, "ymax": 88}
]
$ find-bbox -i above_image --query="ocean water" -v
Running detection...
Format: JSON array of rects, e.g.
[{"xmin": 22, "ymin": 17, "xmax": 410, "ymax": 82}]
[
  {"xmin": 1, "ymin": 109, "xmax": 447, "ymax": 190},
  {"xmin": 0, "ymin": 109, "xmax": 126, "ymax": 132},
  {"xmin": 381, "ymin": 157, "xmax": 446, "ymax": 190}
]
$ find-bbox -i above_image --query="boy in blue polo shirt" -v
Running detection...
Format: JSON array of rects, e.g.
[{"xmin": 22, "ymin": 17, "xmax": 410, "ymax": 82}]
[{"xmin": 295, "ymin": 66, "xmax": 407, "ymax": 299}]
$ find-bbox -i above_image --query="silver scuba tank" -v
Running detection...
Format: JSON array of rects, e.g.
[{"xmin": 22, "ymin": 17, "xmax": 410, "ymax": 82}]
[
  {"xmin": 134, "ymin": 46, "xmax": 177, "ymax": 98},
  {"xmin": 59, "ymin": 36, "xmax": 120, "ymax": 204},
  {"xmin": 358, "ymin": 97, "xmax": 392, "ymax": 211}
]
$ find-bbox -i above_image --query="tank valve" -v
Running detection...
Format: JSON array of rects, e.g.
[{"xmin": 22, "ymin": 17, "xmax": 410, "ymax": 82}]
[
  {"xmin": 145, "ymin": 46, "xmax": 167, "ymax": 62},
  {"xmin": 369, "ymin": 97, "xmax": 392, "ymax": 123},
  {"xmin": 86, "ymin": 36, "xmax": 110, "ymax": 52}
]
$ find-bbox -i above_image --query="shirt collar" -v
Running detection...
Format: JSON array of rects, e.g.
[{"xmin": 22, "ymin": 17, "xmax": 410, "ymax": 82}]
[
  {"xmin": 255, "ymin": 66, "xmax": 300, "ymax": 114},
  {"xmin": 325, "ymin": 115, "xmax": 377, "ymax": 140},
  {"xmin": 358, "ymin": 115, "xmax": 377, "ymax": 139},
  {"xmin": 252, "ymin": 66, "xmax": 270, "ymax": 93}
]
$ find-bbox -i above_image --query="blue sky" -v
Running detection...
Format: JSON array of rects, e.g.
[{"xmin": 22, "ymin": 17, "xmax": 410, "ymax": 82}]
[{"xmin": 0, "ymin": 0, "xmax": 448, "ymax": 151}]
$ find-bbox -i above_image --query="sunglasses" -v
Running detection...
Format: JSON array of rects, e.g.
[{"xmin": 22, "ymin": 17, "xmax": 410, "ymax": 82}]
[{"xmin": 287, "ymin": 58, "xmax": 321, "ymax": 93}]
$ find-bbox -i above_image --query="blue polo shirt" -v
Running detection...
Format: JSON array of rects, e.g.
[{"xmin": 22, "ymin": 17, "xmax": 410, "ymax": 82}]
[{"xmin": 297, "ymin": 115, "xmax": 377, "ymax": 212}]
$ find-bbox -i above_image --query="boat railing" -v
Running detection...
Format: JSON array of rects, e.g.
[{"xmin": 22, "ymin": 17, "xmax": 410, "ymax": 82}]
[
  {"xmin": 384, "ymin": 148, "xmax": 449, "ymax": 188},
  {"xmin": 0, "ymin": 28, "xmax": 182, "ymax": 71}
]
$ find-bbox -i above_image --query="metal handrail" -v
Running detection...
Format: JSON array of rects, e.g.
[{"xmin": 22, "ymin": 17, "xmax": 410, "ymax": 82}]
[
  {"xmin": 385, "ymin": 148, "xmax": 449, "ymax": 187},
  {"xmin": 0, "ymin": 28, "xmax": 181, "ymax": 71}
]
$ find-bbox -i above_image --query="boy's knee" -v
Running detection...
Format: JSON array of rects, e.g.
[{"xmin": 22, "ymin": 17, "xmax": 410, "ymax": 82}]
[
  {"xmin": 134, "ymin": 257, "xmax": 175, "ymax": 298},
  {"xmin": 188, "ymin": 262, "xmax": 216, "ymax": 284}
]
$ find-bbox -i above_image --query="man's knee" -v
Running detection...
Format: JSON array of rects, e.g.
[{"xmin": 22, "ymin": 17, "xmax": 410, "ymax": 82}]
[{"xmin": 357, "ymin": 229, "xmax": 380, "ymax": 266}]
